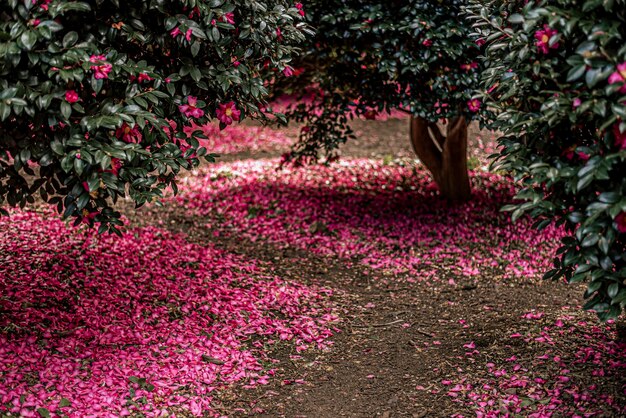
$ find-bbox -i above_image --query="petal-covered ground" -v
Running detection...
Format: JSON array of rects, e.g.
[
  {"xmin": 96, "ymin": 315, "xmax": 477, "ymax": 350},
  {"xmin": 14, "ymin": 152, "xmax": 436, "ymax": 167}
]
[
  {"xmin": 2, "ymin": 118, "xmax": 625, "ymax": 417},
  {"xmin": 0, "ymin": 211, "xmax": 338, "ymax": 417},
  {"xmin": 173, "ymin": 158, "xmax": 562, "ymax": 283},
  {"xmin": 165, "ymin": 156, "xmax": 625, "ymax": 417},
  {"xmin": 445, "ymin": 310, "xmax": 626, "ymax": 417}
]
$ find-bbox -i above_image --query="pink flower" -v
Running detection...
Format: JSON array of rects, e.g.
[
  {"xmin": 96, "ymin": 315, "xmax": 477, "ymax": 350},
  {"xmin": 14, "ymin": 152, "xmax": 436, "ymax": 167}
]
[
  {"xmin": 106, "ymin": 158, "xmax": 122, "ymax": 176},
  {"xmin": 30, "ymin": 19, "xmax": 41, "ymax": 27},
  {"xmin": 461, "ymin": 62, "xmax": 479, "ymax": 72},
  {"xmin": 475, "ymin": 38, "xmax": 486, "ymax": 47},
  {"xmin": 222, "ymin": 12, "xmax": 235, "ymax": 25},
  {"xmin": 65, "ymin": 90, "xmax": 79, "ymax": 103},
  {"xmin": 185, "ymin": 29, "xmax": 193, "ymax": 42},
  {"xmin": 89, "ymin": 56, "xmax": 112, "ymax": 79},
  {"xmin": 608, "ymin": 62, "xmax": 626, "ymax": 93},
  {"xmin": 364, "ymin": 110, "xmax": 377, "ymax": 120},
  {"xmin": 615, "ymin": 213, "xmax": 626, "ymax": 233},
  {"xmin": 577, "ymin": 151, "xmax": 590, "ymax": 161},
  {"xmin": 115, "ymin": 123, "xmax": 142, "ymax": 143},
  {"xmin": 170, "ymin": 27, "xmax": 182, "ymax": 38},
  {"xmin": 137, "ymin": 73, "xmax": 153, "ymax": 83},
  {"xmin": 572, "ymin": 98, "xmax": 582, "ymax": 108},
  {"xmin": 422, "ymin": 39, "xmax": 433, "ymax": 47},
  {"xmin": 93, "ymin": 64, "xmax": 112, "ymax": 79},
  {"xmin": 614, "ymin": 123, "xmax": 626, "ymax": 150},
  {"xmin": 467, "ymin": 99, "xmax": 481, "ymax": 113},
  {"xmin": 216, "ymin": 101, "xmax": 241, "ymax": 126},
  {"xmin": 283, "ymin": 67, "xmax": 294, "ymax": 77},
  {"xmin": 179, "ymin": 96, "xmax": 205, "ymax": 119},
  {"xmin": 295, "ymin": 3, "xmax": 305, "ymax": 16},
  {"xmin": 35, "ymin": 0, "xmax": 52, "ymax": 10},
  {"xmin": 535, "ymin": 25, "xmax": 559, "ymax": 54},
  {"xmin": 89, "ymin": 54, "xmax": 107, "ymax": 63},
  {"xmin": 81, "ymin": 209, "xmax": 98, "ymax": 224},
  {"xmin": 276, "ymin": 27, "xmax": 283, "ymax": 40}
]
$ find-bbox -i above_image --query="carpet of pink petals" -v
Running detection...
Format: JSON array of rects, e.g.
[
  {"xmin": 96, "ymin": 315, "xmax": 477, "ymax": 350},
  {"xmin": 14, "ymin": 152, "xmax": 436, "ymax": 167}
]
[
  {"xmin": 174, "ymin": 158, "xmax": 563, "ymax": 283},
  {"xmin": 2, "ymin": 121, "xmax": 626, "ymax": 417},
  {"xmin": 0, "ymin": 211, "xmax": 338, "ymax": 417},
  {"xmin": 444, "ymin": 309, "xmax": 626, "ymax": 417},
  {"xmin": 172, "ymin": 157, "xmax": 626, "ymax": 416}
]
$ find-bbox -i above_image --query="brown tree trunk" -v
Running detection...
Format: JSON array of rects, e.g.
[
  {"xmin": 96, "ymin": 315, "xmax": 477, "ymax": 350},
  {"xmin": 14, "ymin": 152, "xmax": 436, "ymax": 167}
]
[{"xmin": 409, "ymin": 116, "xmax": 471, "ymax": 201}]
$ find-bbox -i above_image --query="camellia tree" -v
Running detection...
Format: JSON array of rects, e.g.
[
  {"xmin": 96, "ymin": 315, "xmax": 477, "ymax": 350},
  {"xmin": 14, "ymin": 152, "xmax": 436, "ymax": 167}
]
[
  {"xmin": 0, "ymin": 0, "xmax": 309, "ymax": 233},
  {"xmin": 470, "ymin": 0, "xmax": 626, "ymax": 319},
  {"xmin": 276, "ymin": 0, "xmax": 484, "ymax": 201}
]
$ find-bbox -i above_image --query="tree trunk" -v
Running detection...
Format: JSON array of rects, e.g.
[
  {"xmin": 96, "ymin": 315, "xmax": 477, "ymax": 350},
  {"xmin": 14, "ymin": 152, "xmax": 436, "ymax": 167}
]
[{"xmin": 409, "ymin": 116, "xmax": 471, "ymax": 201}]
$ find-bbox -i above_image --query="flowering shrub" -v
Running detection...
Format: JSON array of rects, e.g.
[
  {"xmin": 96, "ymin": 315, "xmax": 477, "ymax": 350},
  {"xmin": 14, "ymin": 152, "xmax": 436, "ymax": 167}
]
[
  {"xmin": 470, "ymin": 0, "xmax": 626, "ymax": 319},
  {"xmin": 0, "ymin": 0, "xmax": 308, "ymax": 232},
  {"xmin": 276, "ymin": 0, "xmax": 484, "ymax": 200}
]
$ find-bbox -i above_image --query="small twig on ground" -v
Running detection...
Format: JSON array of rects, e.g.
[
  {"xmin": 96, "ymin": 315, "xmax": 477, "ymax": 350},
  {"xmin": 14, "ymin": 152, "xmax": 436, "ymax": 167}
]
[
  {"xmin": 415, "ymin": 328, "xmax": 436, "ymax": 338},
  {"xmin": 351, "ymin": 319, "xmax": 404, "ymax": 328}
]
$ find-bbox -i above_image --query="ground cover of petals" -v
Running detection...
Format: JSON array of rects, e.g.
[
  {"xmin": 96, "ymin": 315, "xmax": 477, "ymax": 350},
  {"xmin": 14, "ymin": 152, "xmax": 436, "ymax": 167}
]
[
  {"xmin": 0, "ymin": 211, "xmax": 338, "ymax": 417},
  {"xmin": 163, "ymin": 150, "xmax": 625, "ymax": 416},
  {"xmin": 2, "ymin": 118, "xmax": 626, "ymax": 417},
  {"xmin": 173, "ymin": 158, "xmax": 562, "ymax": 283}
]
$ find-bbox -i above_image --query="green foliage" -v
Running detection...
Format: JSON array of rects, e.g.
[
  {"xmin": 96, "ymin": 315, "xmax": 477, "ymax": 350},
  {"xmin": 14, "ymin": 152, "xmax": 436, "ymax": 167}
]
[
  {"xmin": 277, "ymin": 0, "xmax": 483, "ymax": 164},
  {"xmin": 470, "ymin": 0, "xmax": 626, "ymax": 319},
  {"xmin": 0, "ymin": 0, "xmax": 307, "ymax": 232}
]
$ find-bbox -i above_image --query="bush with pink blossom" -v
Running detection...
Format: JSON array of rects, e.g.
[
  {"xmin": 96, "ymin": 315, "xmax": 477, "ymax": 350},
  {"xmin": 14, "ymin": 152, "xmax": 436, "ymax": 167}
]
[
  {"xmin": 0, "ymin": 0, "xmax": 308, "ymax": 232},
  {"xmin": 470, "ymin": 0, "xmax": 626, "ymax": 319},
  {"xmin": 274, "ymin": 0, "xmax": 485, "ymax": 200}
]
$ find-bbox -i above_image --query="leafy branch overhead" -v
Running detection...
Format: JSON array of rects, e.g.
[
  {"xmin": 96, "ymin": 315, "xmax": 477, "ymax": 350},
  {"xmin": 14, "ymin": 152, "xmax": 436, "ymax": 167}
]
[
  {"xmin": 470, "ymin": 0, "xmax": 626, "ymax": 319},
  {"xmin": 0, "ymin": 0, "xmax": 309, "ymax": 233}
]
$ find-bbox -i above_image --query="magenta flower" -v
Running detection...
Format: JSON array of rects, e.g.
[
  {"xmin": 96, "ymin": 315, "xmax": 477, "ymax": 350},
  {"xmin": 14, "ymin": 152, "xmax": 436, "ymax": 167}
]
[
  {"xmin": 137, "ymin": 73, "xmax": 153, "ymax": 83},
  {"xmin": 572, "ymin": 98, "xmax": 582, "ymax": 108},
  {"xmin": 422, "ymin": 39, "xmax": 433, "ymax": 47},
  {"xmin": 608, "ymin": 62, "xmax": 626, "ymax": 93},
  {"xmin": 614, "ymin": 123, "xmax": 626, "ymax": 150},
  {"xmin": 295, "ymin": 2, "xmax": 305, "ymax": 16},
  {"xmin": 179, "ymin": 96, "xmax": 205, "ymax": 119},
  {"xmin": 615, "ymin": 212, "xmax": 626, "ymax": 233},
  {"xmin": 105, "ymin": 157, "xmax": 122, "ymax": 176},
  {"xmin": 283, "ymin": 66, "xmax": 294, "ymax": 77},
  {"xmin": 115, "ymin": 123, "xmax": 142, "ymax": 143},
  {"xmin": 222, "ymin": 12, "xmax": 235, "ymax": 25},
  {"xmin": 534, "ymin": 25, "xmax": 559, "ymax": 54},
  {"xmin": 89, "ymin": 54, "xmax": 107, "ymax": 63},
  {"xmin": 65, "ymin": 90, "xmax": 79, "ymax": 103},
  {"xmin": 170, "ymin": 27, "xmax": 182, "ymax": 38},
  {"xmin": 89, "ymin": 55, "xmax": 112, "ymax": 79},
  {"xmin": 216, "ymin": 101, "xmax": 241, "ymax": 125},
  {"xmin": 461, "ymin": 62, "xmax": 478, "ymax": 72},
  {"xmin": 185, "ymin": 29, "xmax": 193, "ymax": 42},
  {"xmin": 80, "ymin": 209, "xmax": 98, "ymax": 224},
  {"xmin": 93, "ymin": 64, "xmax": 112, "ymax": 79},
  {"xmin": 577, "ymin": 150, "xmax": 590, "ymax": 161},
  {"xmin": 467, "ymin": 99, "xmax": 481, "ymax": 113}
]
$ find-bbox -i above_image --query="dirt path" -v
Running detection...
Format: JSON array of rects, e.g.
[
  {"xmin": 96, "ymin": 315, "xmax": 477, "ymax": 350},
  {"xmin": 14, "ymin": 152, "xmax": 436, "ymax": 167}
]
[{"xmin": 128, "ymin": 208, "xmax": 586, "ymax": 417}]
